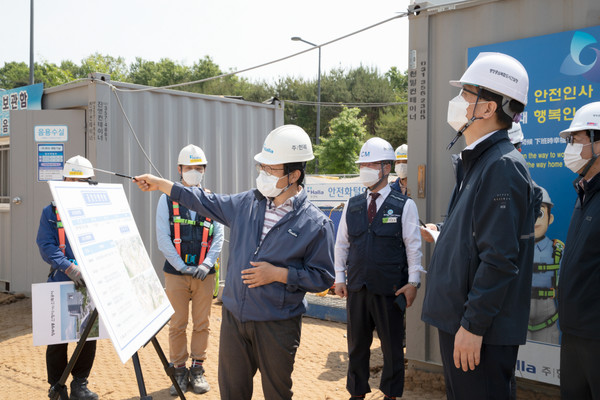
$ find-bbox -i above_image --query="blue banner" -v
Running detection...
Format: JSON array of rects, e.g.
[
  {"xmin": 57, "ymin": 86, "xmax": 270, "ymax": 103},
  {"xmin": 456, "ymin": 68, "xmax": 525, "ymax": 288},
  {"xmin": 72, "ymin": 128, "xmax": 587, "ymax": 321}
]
[
  {"xmin": 0, "ymin": 82, "xmax": 44, "ymax": 137},
  {"xmin": 469, "ymin": 26, "xmax": 600, "ymax": 243}
]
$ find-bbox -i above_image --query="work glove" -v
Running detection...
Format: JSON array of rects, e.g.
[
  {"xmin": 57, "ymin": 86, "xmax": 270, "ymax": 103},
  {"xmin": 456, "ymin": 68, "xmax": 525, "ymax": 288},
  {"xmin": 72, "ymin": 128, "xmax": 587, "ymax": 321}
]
[
  {"xmin": 192, "ymin": 263, "xmax": 211, "ymax": 281},
  {"xmin": 65, "ymin": 262, "xmax": 85, "ymax": 288}
]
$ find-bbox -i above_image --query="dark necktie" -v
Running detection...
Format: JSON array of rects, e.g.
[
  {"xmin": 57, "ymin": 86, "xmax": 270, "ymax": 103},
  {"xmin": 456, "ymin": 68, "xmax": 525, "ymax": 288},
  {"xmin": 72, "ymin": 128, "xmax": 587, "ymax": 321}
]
[{"xmin": 368, "ymin": 192, "xmax": 380, "ymax": 223}]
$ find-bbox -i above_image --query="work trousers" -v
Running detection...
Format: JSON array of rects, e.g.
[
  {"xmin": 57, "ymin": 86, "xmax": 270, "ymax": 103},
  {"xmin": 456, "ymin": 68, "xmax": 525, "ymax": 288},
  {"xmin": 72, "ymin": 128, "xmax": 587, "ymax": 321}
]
[
  {"xmin": 164, "ymin": 272, "xmax": 215, "ymax": 366},
  {"xmin": 46, "ymin": 341, "xmax": 96, "ymax": 385},
  {"xmin": 218, "ymin": 306, "xmax": 301, "ymax": 400},
  {"xmin": 561, "ymin": 332, "xmax": 600, "ymax": 399},
  {"xmin": 346, "ymin": 287, "xmax": 405, "ymax": 398},
  {"xmin": 438, "ymin": 329, "xmax": 518, "ymax": 400}
]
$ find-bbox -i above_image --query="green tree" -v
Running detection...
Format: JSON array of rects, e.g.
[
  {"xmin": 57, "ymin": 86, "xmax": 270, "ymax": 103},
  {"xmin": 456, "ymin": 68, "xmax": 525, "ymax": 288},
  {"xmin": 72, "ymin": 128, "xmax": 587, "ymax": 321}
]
[
  {"xmin": 0, "ymin": 62, "xmax": 30, "ymax": 88},
  {"xmin": 314, "ymin": 107, "xmax": 366, "ymax": 174},
  {"xmin": 375, "ymin": 67, "xmax": 408, "ymax": 147},
  {"xmin": 79, "ymin": 53, "xmax": 128, "ymax": 81}
]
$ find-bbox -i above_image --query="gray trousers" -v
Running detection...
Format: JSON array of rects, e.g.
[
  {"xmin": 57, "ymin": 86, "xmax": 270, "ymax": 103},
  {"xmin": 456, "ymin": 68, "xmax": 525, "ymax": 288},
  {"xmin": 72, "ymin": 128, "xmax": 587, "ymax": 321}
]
[{"xmin": 218, "ymin": 306, "xmax": 302, "ymax": 400}]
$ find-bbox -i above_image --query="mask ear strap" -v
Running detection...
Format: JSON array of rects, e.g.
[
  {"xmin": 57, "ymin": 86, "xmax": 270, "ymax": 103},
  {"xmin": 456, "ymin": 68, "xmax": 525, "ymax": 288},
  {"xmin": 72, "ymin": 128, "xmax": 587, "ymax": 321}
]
[{"xmin": 577, "ymin": 130, "xmax": 600, "ymax": 178}]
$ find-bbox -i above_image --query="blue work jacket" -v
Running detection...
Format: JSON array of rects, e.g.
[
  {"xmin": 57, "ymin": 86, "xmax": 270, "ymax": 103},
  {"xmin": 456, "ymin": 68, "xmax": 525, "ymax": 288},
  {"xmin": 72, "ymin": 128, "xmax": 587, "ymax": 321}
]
[
  {"xmin": 36, "ymin": 203, "xmax": 74, "ymax": 282},
  {"xmin": 170, "ymin": 183, "xmax": 335, "ymax": 322}
]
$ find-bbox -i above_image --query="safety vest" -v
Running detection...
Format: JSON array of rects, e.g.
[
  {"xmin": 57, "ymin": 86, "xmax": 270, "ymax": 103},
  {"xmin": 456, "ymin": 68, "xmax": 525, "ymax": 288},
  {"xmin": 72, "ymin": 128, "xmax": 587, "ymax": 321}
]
[
  {"xmin": 528, "ymin": 239, "xmax": 564, "ymax": 332},
  {"xmin": 346, "ymin": 189, "xmax": 409, "ymax": 295},
  {"xmin": 163, "ymin": 198, "xmax": 214, "ymax": 275}
]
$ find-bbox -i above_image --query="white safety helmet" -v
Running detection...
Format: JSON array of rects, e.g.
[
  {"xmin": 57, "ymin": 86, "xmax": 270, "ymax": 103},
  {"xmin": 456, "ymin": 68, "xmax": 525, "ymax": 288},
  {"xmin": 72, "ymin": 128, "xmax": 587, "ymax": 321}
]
[
  {"xmin": 540, "ymin": 186, "xmax": 553, "ymax": 207},
  {"xmin": 395, "ymin": 144, "xmax": 408, "ymax": 161},
  {"xmin": 254, "ymin": 125, "xmax": 314, "ymax": 165},
  {"xmin": 356, "ymin": 137, "xmax": 395, "ymax": 163},
  {"xmin": 559, "ymin": 102, "xmax": 600, "ymax": 139},
  {"xmin": 450, "ymin": 52, "xmax": 529, "ymax": 117},
  {"xmin": 178, "ymin": 144, "xmax": 207, "ymax": 166},
  {"xmin": 63, "ymin": 155, "xmax": 94, "ymax": 179},
  {"xmin": 507, "ymin": 122, "xmax": 524, "ymax": 145}
]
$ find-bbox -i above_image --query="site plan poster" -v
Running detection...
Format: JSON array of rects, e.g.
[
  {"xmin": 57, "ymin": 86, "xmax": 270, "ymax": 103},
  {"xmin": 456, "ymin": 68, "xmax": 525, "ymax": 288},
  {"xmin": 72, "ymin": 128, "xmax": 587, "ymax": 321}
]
[
  {"xmin": 468, "ymin": 24, "xmax": 600, "ymax": 386},
  {"xmin": 32, "ymin": 281, "xmax": 108, "ymax": 346},
  {"xmin": 48, "ymin": 182, "xmax": 173, "ymax": 363}
]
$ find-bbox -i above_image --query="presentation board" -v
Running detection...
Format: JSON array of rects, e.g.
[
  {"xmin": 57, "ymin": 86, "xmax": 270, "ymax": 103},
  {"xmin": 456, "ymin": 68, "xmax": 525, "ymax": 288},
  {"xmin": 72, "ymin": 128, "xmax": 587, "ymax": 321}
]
[{"xmin": 48, "ymin": 181, "xmax": 173, "ymax": 363}]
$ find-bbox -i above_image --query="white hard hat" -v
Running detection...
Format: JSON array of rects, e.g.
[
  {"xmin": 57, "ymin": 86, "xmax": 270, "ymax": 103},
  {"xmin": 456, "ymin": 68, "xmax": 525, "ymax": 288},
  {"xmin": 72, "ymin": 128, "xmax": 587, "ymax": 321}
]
[
  {"xmin": 540, "ymin": 186, "xmax": 553, "ymax": 207},
  {"xmin": 559, "ymin": 101, "xmax": 600, "ymax": 139},
  {"xmin": 254, "ymin": 125, "xmax": 314, "ymax": 165},
  {"xmin": 507, "ymin": 122, "xmax": 524, "ymax": 145},
  {"xmin": 178, "ymin": 144, "xmax": 207, "ymax": 165},
  {"xmin": 395, "ymin": 144, "xmax": 408, "ymax": 160},
  {"xmin": 63, "ymin": 155, "xmax": 94, "ymax": 178},
  {"xmin": 356, "ymin": 137, "xmax": 395, "ymax": 163},
  {"xmin": 450, "ymin": 52, "xmax": 529, "ymax": 106}
]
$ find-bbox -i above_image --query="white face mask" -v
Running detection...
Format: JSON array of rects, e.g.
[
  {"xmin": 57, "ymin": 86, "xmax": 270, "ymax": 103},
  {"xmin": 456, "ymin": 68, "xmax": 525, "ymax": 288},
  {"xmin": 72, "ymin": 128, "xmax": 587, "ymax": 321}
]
[
  {"xmin": 564, "ymin": 143, "xmax": 591, "ymax": 174},
  {"xmin": 359, "ymin": 167, "xmax": 381, "ymax": 187},
  {"xmin": 447, "ymin": 94, "xmax": 470, "ymax": 132},
  {"xmin": 182, "ymin": 169, "xmax": 204, "ymax": 186},
  {"xmin": 395, "ymin": 163, "xmax": 407, "ymax": 179},
  {"xmin": 256, "ymin": 170, "xmax": 285, "ymax": 198}
]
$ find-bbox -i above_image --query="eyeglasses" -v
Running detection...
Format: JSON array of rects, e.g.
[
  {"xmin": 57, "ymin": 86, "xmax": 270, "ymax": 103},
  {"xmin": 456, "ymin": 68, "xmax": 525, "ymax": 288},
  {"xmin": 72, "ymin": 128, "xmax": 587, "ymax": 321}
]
[
  {"xmin": 460, "ymin": 87, "xmax": 480, "ymax": 97},
  {"xmin": 256, "ymin": 164, "xmax": 284, "ymax": 176},
  {"xmin": 565, "ymin": 133, "xmax": 593, "ymax": 145}
]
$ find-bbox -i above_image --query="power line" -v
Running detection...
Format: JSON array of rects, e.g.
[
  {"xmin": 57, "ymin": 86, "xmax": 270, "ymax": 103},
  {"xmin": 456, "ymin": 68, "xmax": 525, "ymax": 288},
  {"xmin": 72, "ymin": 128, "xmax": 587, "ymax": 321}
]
[
  {"xmin": 111, "ymin": 11, "xmax": 409, "ymax": 93},
  {"xmin": 284, "ymin": 100, "xmax": 407, "ymax": 108}
]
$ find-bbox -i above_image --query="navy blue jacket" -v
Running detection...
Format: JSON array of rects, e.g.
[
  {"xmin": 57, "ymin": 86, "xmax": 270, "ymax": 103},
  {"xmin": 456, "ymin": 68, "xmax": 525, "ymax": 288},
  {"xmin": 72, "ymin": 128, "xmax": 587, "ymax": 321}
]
[
  {"xmin": 170, "ymin": 183, "xmax": 335, "ymax": 322},
  {"xmin": 36, "ymin": 203, "xmax": 74, "ymax": 282},
  {"xmin": 558, "ymin": 175, "xmax": 600, "ymax": 340},
  {"xmin": 346, "ymin": 189, "xmax": 409, "ymax": 295},
  {"xmin": 421, "ymin": 131, "xmax": 535, "ymax": 345}
]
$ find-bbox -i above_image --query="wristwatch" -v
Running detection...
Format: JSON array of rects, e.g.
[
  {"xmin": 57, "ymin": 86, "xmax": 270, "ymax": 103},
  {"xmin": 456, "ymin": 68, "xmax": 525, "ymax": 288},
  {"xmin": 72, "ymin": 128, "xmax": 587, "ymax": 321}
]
[{"xmin": 409, "ymin": 281, "xmax": 421, "ymax": 289}]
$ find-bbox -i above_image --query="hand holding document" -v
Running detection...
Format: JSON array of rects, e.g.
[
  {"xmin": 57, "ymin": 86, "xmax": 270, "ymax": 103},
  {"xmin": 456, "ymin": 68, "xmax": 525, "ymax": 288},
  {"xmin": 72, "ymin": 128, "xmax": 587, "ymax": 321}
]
[{"xmin": 419, "ymin": 221, "xmax": 440, "ymax": 243}]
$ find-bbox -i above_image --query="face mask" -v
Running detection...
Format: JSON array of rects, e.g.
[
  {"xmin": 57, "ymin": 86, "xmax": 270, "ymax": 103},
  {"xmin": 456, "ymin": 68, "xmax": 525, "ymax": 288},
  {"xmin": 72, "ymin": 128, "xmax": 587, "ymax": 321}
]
[
  {"xmin": 182, "ymin": 169, "xmax": 204, "ymax": 186},
  {"xmin": 447, "ymin": 95, "xmax": 470, "ymax": 132},
  {"xmin": 359, "ymin": 167, "xmax": 381, "ymax": 187},
  {"xmin": 395, "ymin": 163, "xmax": 407, "ymax": 179},
  {"xmin": 564, "ymin": 143, "xmax": 590, "ymax": 174},
  {"xmin": 256, "ymin": 170, "xmax": 285, "ymax": 198}
]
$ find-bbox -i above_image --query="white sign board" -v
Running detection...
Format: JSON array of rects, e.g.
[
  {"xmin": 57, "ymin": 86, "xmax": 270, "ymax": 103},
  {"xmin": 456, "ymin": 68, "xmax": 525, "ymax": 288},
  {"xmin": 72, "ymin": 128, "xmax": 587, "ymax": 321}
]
[
  {"xmin": 48, "ymin": 182, "xmax": 174, "ymax": 363},
  {"xmin": 35, "ymin": 125, "xmax": 68, "ymax": 142},
  {"xmin": 515, "ymin": 340, "xmax": 561, "ymax": 385},
  {"xmin": 32, "ymin": 282, "xmax": 109, "ymax": 346}
]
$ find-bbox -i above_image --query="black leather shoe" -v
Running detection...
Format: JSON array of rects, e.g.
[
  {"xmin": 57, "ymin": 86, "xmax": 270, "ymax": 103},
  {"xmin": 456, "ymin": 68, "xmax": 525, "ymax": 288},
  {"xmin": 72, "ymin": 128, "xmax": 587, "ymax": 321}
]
[{"xmin": 70, "ymin": 377, "xmax": 98, "ymax": 400}]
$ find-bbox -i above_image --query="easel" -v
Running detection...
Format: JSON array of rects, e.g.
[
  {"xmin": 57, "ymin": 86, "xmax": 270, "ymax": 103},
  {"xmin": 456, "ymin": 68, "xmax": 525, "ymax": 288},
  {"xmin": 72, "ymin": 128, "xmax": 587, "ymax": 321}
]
[{"xmin": 49, "ymin": 310, "xmax": 186, "ymax": 400}]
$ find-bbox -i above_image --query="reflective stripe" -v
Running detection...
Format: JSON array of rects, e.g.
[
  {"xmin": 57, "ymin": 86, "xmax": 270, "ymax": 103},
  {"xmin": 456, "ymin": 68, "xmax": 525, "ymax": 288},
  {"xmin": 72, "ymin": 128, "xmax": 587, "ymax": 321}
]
[{"xmin": 199, "ymin": 217, "xmax": 212, "ymax": 263}]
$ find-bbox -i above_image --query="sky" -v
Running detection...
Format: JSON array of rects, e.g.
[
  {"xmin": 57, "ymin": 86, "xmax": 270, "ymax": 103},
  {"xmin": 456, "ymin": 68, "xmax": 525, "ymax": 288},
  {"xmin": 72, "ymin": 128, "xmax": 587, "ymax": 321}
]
[{"xmin": 2, "ymin": 0, "xmax": 411, "ymax": 84}]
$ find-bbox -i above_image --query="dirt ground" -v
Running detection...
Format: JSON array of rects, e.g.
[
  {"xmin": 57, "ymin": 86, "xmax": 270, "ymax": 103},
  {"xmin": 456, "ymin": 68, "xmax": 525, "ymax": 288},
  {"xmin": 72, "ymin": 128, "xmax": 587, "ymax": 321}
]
[{"xmin": 0, "ymin": 292, "xmax": 558, "ymax": 400}]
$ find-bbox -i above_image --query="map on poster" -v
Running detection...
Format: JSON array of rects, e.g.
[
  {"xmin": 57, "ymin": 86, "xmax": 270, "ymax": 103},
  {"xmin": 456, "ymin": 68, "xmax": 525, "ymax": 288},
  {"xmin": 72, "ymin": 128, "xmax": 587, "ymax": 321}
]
[
  {"xmin": 32, "ymin": 281, "xmax": 109, "ymax": 346},
  {"xmin": 48, "ymin": 181, "xmax": 174, "ymax": 363}
]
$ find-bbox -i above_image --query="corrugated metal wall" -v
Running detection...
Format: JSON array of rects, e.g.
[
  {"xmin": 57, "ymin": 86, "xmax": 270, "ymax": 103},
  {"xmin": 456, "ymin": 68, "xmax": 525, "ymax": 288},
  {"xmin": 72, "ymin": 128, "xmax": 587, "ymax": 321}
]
[
  {"xmin": 405, "ymin": 0, "xmax": 600, "ymax": 368},
  {"xmin": 15, "ymin": 79, "xmax": 284, "ymax": 290}
]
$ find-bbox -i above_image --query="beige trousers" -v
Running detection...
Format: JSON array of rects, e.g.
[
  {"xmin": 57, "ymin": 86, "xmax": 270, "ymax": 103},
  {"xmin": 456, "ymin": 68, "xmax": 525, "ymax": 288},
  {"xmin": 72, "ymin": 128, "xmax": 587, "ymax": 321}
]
[{"xmin": 165, "ymin": 272, "xmax": 215, "ymax": 366}]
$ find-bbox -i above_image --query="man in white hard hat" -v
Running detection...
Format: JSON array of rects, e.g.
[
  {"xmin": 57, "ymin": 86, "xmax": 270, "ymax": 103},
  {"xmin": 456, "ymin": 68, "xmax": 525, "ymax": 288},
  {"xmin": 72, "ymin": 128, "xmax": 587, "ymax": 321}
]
[
  {"xmin": 156, "ymin": 144, "xmax": 224, "ymax": 395},
  {"xmin": 527, "ymin": 186, "xmax": 562, "ymax": 345},
  {"xmin": 420, "ymin": 52, "xmax": 536, "ymax": 399},
  {"xmin": 334, "ymin": 137, "xmax": 424, "ymax": 399},
  {"xmin": 36, "ymin": 155, "xmax": 99, "ymax": 400},
  {"xmin": 391, "ymin": 144, "xmax": 409, "ymax": 195},
  {"xmin": 557, "ymin": 101, "xmax": 600, "ymax": 399},
  {"xmin": 134, "ymin": 125, "xmax": 335, "ymax": 400}
]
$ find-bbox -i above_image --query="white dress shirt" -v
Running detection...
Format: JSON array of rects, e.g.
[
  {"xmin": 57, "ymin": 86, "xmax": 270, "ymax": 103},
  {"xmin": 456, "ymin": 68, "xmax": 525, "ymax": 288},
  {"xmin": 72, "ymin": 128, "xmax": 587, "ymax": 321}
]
[{"xmin": 334, "ymin": 184, "xmax": 425, "ymax": 284}]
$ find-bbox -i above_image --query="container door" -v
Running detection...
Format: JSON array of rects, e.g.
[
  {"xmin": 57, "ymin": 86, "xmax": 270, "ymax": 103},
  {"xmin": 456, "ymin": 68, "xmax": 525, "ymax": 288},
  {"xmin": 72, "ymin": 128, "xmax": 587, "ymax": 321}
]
[{"xmin": 9, "ymin": 110, "xmax": 85, "ymax": 293}]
